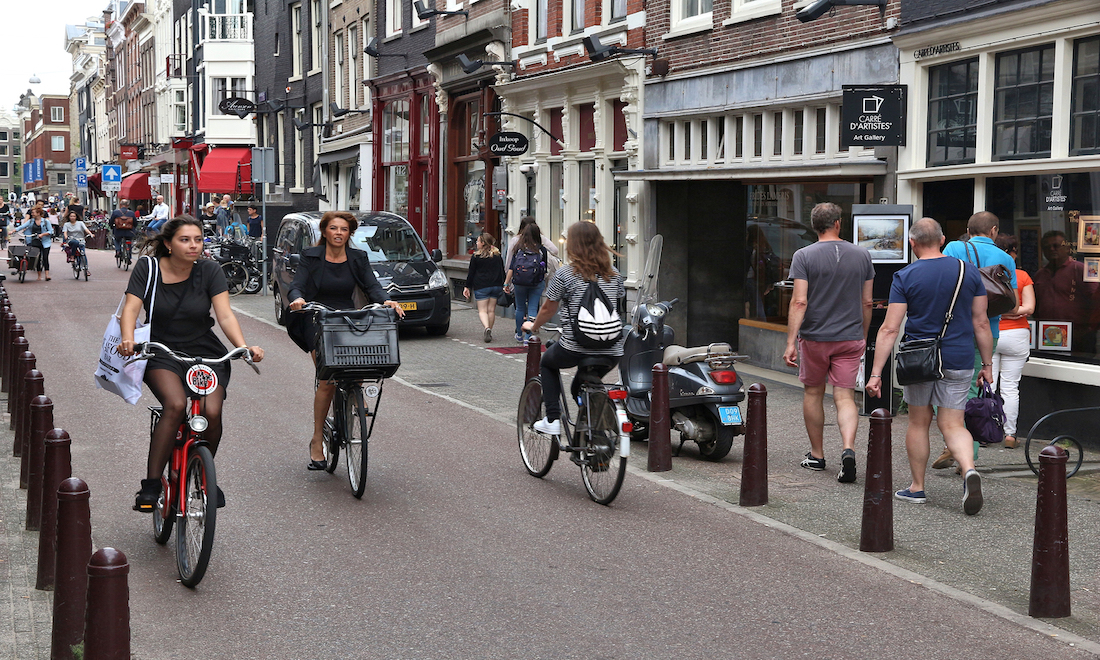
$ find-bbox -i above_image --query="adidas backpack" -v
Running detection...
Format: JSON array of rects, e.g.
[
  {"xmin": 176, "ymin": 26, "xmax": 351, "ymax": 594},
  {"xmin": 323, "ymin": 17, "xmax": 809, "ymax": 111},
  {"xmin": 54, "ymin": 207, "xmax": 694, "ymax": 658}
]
[
  {"xmin": 511, "ymin": 246, "xmax": 547, "ymax": 287},
  {"xmin": 573, "ymin": 279, "xmax": 623, "ymax": 349}
]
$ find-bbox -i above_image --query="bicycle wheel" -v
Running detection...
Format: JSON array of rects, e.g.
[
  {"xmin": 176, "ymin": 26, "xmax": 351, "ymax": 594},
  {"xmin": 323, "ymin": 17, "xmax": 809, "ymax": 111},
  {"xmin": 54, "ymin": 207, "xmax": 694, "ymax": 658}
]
[
  {"xmin": 243, "ymin": 271, "xmax": 262, "ymax": 294},
  {"xmin": 1026, "ymin": 435, "xmax": 1084, "ymax": 479},
  {"xmin": 221, "ymin": 262, "xmax": 248, "ymax": 296},
  {"xmin": 72, "ymin": 258, "xmax": 80, "ymax": 279},
  {"xmin": 577, "ymin": 392, "xmax": 627, "ymax": 505},
  {"xmin": 322, "ymin": 416, "xmax": 339, "ymax": 473},
  {"xmin": 17, "ymin": 258, "xmax": 25, "ymax": 283},
  {"xmin": 116, "ymin": 251, "xmax": 123, "ymax": 269},
  {"xmin": 343, "ymin": 385, "xmax": 371, "ymax": 498},
  {"xmin": 176, "ymin": 445, "xmax": 217, "ymax": 587},
  {"xmin": 517, "ymin": 377, "xmax": 557, "ymax": 477},
  {"xmin": 124, "ymin": 250, "xmax": 131, "ymax": 271},
  {"xmin": 152, "ymin": 467, "xmax": 174, "ymax": 545}
]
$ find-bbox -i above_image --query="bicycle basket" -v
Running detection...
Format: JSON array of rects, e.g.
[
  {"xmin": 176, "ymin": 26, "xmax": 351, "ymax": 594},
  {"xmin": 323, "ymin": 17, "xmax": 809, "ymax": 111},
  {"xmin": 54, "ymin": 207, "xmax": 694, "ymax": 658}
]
[{"xmin": 316, "ymin": 307, "xmax": 401, "ymax": 380}]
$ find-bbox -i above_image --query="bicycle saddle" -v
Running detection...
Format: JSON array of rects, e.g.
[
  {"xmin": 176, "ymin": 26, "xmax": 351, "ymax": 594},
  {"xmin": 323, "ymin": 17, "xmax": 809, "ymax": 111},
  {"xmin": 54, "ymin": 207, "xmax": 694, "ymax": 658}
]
[{"xmin": 575, "ymin": 356, "xmax": 616, "ymax": 387}]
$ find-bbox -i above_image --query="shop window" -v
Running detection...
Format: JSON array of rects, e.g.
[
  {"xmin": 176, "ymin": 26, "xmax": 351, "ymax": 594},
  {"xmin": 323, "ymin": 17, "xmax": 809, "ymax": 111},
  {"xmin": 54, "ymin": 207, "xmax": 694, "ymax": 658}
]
[
  {"xmin": 578, "ymin": 104, "xmax": 596, "ymax": 152},
  {"xmin": 928, "ymin": 58, "xmax": 979, "ymax": 166},
  {"xmin": 460, "ymin": 160, "xmax": 485, "ymax": 254},
  {"xmin": 384, "ymin": 164, "xmax": 409, "ymax": 218},
  {"xmin": 1071, "ymin": 36, "xmax": 1100, "ymax": 156},
  {"xmin": 994, "ymin": 45, "xmax": 1054, "ymax": 160},
  {"xmin": 578, "ymin": 160, "xmax": 595, "ymax": 223},
  {"xmin": 382, "ymin": 99, "xmax": 410, "ymax": 162}
]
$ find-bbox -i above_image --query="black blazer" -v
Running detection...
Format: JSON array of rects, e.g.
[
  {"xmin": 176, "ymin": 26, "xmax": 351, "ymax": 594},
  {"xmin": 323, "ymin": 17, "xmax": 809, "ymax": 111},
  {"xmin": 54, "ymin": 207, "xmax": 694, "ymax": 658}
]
[{"xmin": 288, "ymin": 245, "xmax": 390, "ymax": 306}]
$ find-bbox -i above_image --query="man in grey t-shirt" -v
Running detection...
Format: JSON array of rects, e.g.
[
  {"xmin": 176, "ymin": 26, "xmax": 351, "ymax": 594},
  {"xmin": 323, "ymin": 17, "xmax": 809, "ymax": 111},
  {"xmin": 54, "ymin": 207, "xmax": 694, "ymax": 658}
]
[{"xmin": 783, "ymin": 202, "xmax": 875, "ymax": 483}]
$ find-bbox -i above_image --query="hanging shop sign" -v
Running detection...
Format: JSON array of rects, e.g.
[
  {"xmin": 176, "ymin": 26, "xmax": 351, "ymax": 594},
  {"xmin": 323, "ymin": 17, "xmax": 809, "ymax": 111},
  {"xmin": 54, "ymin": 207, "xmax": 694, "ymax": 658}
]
[
  {"xmin": 218, "ymin": 97, "xmax": 257, "ymax": 118},
  {"xmin": 119, "ymin": 145, "xmax": 139, "ymax": 160},
  {"xmin": 487, "ymin": 132, "xmax": 529, "ymax": 156},
  {"xmin": 841, "ymin": 85, "xmax": 907, "ymax": 148}
]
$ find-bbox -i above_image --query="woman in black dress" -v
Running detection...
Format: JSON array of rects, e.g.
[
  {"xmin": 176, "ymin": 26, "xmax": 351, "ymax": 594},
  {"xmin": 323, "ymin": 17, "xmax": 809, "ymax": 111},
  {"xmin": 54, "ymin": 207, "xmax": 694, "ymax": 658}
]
[
  {"xmin": 287, "ymin": 211, "xmax": 405, "ymax": 470},
  {"xmin": 118, "ymin": 216, "xmax": 265, "ymax": 511}
]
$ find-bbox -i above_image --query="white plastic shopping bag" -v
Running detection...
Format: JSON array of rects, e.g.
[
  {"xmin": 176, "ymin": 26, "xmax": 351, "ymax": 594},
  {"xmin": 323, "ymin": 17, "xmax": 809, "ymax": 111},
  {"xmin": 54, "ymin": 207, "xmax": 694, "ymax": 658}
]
[{"xmin": 94, "ymin": 256, "xmax": 158, "ymax": 404}]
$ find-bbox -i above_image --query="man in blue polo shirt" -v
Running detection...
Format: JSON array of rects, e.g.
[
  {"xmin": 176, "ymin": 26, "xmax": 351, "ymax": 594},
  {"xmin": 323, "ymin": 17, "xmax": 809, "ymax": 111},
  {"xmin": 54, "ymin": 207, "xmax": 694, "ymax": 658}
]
[{"xmin": 935, "ymin": 211, "xmax": 1017, "ymax": 469}]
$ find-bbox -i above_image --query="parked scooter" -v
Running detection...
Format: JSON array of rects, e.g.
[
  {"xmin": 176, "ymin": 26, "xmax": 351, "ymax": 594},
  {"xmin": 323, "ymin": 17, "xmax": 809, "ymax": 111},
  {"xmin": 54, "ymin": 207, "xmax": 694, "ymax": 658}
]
[{"xmin": 620, "ymin": 235, "xmax": 748, "ymax": 460}]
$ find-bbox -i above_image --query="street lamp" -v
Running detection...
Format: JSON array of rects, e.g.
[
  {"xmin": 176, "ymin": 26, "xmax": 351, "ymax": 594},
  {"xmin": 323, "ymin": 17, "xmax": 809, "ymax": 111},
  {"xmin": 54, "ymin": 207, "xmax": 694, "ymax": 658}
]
[
  {"xmin": 329, "ymin": 102, "xmax": 370, "ymax": 118},
  {"xmin": 412, "ymin": 0, "xmax": 468, "ymax": 19},
  {"xmin": 582, "ymin": 35, "xmax": 657, "ymax": 62},
  {"xmin": 28, "ymin": 74, "xmax": 41, "ymax": 85},
  {"xmin": 456, "ymin": 54, "xmax": 517, "ymax": 75}
]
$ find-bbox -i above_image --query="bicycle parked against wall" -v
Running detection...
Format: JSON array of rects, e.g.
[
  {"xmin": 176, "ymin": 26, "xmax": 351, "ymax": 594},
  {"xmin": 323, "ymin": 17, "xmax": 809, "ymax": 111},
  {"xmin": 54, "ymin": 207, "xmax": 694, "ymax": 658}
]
[
  {"xmin": 517, "ymin": 332, "xmax": 631, "ymax": 505},
  {"xmin": 136, "ymin": 341, "xmax": 259, "ymax": 587}
]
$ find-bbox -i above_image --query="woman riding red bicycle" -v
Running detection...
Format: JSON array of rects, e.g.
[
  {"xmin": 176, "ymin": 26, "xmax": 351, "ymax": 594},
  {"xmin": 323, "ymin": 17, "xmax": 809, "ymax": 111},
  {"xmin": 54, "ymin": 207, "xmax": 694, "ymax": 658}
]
[{"xmin": 118, "ymin": 216, "xmax": 264, "ymax": 511}]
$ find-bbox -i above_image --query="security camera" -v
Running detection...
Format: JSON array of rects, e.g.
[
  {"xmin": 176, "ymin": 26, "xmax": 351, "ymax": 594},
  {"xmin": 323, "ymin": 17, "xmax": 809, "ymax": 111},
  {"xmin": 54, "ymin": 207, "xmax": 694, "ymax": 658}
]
[{"xmin": 796, "ymin": 0, "xmax": 833, "ymax": 22}]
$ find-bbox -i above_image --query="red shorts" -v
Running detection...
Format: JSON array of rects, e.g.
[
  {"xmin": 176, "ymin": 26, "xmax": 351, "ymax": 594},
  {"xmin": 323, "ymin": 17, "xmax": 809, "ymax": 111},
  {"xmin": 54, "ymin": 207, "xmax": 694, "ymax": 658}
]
[{"xmin": 797, "ymin": 338, "xmax": 865, "ymax": 389}]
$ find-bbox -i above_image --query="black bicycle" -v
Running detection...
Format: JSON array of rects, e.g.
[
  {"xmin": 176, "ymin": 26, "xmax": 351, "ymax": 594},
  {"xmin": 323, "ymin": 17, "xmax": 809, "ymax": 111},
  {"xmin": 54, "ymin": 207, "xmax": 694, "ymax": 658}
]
[
  {"xmin": 68, "ymin": 241, "xmax": 90, "ymax": 280},
  {"xmin": 296, "ymin": 303, "xmax": 399, "ymax": 498},
  {"xmin": 517, "ymin": 339, "xmax": 630, "ymax": 505},
  {"xmin": 116, "ymin": 236, "xmax": 133, "ymax": 270}
]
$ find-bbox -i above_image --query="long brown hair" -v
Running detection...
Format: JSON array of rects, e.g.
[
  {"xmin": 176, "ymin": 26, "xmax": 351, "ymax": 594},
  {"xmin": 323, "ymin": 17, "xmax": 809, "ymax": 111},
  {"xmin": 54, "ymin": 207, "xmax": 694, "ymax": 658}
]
[
  {"xmin": 517, "ymin": 221, "xmax": 543, "ymax": 253},
  {"xmin": 474, "ymin": 232, "xmax": 500, "ymax": 258},
  {"xmin": 566, "ymin": 221, "xmax": 616, "ymax": 282},
  {"xmin": 316, "ymin": 211, "xmax": 357, "ymax": 247}
]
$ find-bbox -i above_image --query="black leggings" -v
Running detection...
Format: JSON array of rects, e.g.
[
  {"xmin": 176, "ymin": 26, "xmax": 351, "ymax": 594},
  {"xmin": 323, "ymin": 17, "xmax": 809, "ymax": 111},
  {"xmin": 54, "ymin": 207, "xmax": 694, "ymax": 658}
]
[
  {"xmin": 540, "ymin": 342, "xmax": 589, "ymax": 422},
  {"xmin": 35, "ymin": 245, "xmax": 49, "ymax": 272},
  {"xmin": 144, "ymin": 368, "xmax": 225, "ymax": 480}
]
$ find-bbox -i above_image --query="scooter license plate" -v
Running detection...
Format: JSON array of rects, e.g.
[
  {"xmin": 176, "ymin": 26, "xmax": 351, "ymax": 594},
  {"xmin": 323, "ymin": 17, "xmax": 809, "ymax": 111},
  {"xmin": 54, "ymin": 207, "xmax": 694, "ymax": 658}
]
[{"xmin": 718, "ymin": 406, "xmax": 742, "ymax": 426}]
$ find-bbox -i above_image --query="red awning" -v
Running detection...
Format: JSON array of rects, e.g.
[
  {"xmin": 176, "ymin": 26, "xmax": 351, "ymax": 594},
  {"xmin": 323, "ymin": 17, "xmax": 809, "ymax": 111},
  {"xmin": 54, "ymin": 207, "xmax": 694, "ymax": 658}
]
[
  {"xmin": 119, "ymin": 172, "xmax": 153, "ymax": 200},
  {"xmin": 198, "ymin": 147, "xmax": 252, "ymax": 194},
  {"xmin": 87, "ymin": 173, "xmax": 104, "ymax": 197}
]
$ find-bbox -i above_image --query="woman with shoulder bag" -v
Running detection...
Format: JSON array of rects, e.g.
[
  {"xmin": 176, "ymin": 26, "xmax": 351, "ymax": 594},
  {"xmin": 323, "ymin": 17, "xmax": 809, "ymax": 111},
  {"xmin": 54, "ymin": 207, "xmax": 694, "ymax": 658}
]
[
  {"xmin": 286, "ymin": 211, "xmax": 406, "ymax": 471},
  {"xmin": 991, "ymin": 234, "xmax": 1035, "ymax": 449},
  {"xmin": 13, "ymin": 206, "xmax": 53, "ymax": 281}
]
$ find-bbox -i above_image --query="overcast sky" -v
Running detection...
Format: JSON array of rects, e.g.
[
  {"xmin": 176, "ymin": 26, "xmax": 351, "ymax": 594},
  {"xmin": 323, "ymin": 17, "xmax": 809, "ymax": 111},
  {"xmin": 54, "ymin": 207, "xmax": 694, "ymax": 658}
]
[{"xmin": 0, "ymin": 1, "xmax": 110, "ymax": 112}]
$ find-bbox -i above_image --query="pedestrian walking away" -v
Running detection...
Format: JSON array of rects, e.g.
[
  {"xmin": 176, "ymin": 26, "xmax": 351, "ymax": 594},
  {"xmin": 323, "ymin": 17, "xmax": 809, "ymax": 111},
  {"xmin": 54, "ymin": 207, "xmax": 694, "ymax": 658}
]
[
  {"xmin": 285, "ymin": 211, "xmax": 405, "ymax": 470},
  {"xmin": 783, "ymin": 202, "xmax": 875, "ymax": 484},
  {"xmin": 116, "ymin": 216, "xmax": 265, "ymax": 511},
  {"xmin": 991, "ymin": 233, "xmax": 1034, "ymax": 449},
  {"xmin": 463, "ymin": 232, "xmax": 506, "ymax": 343},
  {"xmin": 505, "ymin": 217, "xmax": 558, "ymax": 344},
  {"xmin": 866, "ymin": 217, "xmax": 992, "ymax": 515}
]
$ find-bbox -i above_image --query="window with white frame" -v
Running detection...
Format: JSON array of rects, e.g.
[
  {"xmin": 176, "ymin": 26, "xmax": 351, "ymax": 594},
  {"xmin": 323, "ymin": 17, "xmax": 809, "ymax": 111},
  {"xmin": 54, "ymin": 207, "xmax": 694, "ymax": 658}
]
[
  {"xmin": 0, "ymin": 131, "xmax": 7, "ymax": 141},
  {"xmin": 727, "ymin": 0, "xmax": 780, "ymax": 24},
  {"xmin": 927, "ymin": 57, "xmax": 979, "ymax": 166},
  {"xmin": 52, "ymin": 136, "xmax": 65, "ymax": 151},
  {"xmin": 57, "ymin": 172, "xmax": 66, "ymax": 185},
  {"xmin": 571, "ymin": 0, "xmax": 585, "ymax": 33},
  {"xmin": 335, "ymin": 32, "xmax": 345, "ymax": 109},
  {"xmin": 0, "ymin": 146, "xmax": 6, "ymax": 156},
  {"xmin": 291, "ymin": 3, "xmax": 303, "ymax": 77},
  {"xmin": 661, "ymin": 106, "xmax": 841, "ymax": 167},
  {"xmin": 1072, "ymin": 36, "xmax": 1100, "ymax": 156},
  {"xmin": 0, "ymin": 164, "xmax": 6, "ymax": 178},
  {"xmin": 51, "ymin": 106, "xmax": 64, "ymax": 122},
  {"xmin": 310, "ymin": 0, "xmax": 323, "ymax": 72},
  {"xmin": 362, "ymin": 19, "xmax": 373, "ymax": 84},
  {"xmin": 174, "ymin": 90, "xmax": 187, "ymax": 132},
  {"xmin": 670, "ymin": 0, "xmax": 711, "ymax": 33},
  {"xmin": 387, "ymin": 0, "xmax": 402, "ymax": 36},
  {"xmin": 993, "ymin": 44, "xmax": 1054, "ymax": 160},
  {"xmin": 348, "ymin": 25, "xmax": 358, "ymax": 107},
  {"xmin": 610, "ymin": 0, "xmax": 626, "ymax": 21},
  {"xmin": 536, "ymin": 0, "xmax": 548, "ymax": 40}
]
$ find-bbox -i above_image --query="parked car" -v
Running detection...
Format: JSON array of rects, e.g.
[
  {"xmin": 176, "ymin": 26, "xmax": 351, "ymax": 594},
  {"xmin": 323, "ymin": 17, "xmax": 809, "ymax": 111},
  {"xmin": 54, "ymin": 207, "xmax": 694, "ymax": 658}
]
[{"xmin": 271, "ymin": 211, "xmax": 451, "ymax": 335}]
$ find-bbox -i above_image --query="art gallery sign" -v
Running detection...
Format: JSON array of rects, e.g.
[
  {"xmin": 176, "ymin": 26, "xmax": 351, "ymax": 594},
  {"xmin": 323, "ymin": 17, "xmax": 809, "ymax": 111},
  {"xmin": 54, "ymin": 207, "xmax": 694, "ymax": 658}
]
[{"xmin": 841, "ymin": 85, "xmax": 907, "ymax": 148}]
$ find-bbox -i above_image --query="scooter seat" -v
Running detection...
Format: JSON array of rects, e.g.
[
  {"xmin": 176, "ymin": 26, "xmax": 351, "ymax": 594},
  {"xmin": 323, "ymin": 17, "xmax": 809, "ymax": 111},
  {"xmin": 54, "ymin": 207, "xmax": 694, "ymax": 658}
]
[{"xmin": 663, "ymin": 343, "xmax": 733, "ymax": 366}]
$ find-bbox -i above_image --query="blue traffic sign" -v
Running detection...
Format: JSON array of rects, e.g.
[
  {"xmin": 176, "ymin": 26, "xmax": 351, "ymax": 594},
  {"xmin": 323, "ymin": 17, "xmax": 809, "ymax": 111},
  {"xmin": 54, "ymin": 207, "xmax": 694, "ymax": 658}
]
[
  {"xmin": 102, "ymin": 164, "xmax": 122, "ymax": 182},
  {"xmin": 76, "ymin": 173, "xmax": 88, "ymax": 188},
  {"xmin": 75, "ymin": 157, "xmax": 87, "ymax": 171}
]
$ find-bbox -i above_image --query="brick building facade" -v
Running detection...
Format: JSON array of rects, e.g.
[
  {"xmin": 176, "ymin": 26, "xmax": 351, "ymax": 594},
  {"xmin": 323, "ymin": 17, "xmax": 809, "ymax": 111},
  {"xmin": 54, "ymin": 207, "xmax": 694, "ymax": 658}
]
[{"xmin": 22, "ymin": 96, "xmax": 73, "ymax": 198}]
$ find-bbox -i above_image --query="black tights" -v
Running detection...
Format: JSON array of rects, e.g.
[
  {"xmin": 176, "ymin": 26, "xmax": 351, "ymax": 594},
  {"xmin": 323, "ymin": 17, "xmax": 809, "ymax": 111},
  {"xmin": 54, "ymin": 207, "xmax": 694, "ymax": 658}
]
[{"xmin": 145, "ymin": 369, "xmax": 225, "ymax": 480}]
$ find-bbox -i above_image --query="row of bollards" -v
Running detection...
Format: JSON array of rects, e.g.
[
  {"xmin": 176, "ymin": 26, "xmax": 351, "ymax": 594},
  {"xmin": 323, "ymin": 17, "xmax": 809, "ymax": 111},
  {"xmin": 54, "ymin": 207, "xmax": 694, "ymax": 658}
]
[{"xmin": 0, "ymin": 286, "xmax": 131, "ymax": 659}]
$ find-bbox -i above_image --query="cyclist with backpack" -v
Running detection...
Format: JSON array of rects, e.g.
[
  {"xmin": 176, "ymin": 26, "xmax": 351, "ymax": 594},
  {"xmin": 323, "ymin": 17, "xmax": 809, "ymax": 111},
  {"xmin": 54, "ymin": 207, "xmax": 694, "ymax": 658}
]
[
  {"xmin": 505, "ymin": 217, "xmax": 558, "ymax": 344},
  {"xmin": 110, "ymin": 199, "xmax": 137, "ymax": 260},
  {"xmin": 522, "ymin": 221, "xmax": 625, "ymax": 437}
]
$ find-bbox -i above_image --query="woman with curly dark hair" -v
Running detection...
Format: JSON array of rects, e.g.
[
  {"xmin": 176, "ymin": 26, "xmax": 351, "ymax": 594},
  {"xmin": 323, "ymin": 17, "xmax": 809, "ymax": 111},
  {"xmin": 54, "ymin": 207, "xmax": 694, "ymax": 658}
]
[{"xmin": 522, "ymin": 221, "xmax": 624, "ymax": 438}]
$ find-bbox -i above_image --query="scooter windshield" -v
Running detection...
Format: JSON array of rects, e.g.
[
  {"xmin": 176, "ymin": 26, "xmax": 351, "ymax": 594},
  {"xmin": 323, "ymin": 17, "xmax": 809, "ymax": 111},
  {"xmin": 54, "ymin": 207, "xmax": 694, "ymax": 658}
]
[{"xmin": 634, "ymin": 234, "xmax": 663, "ymax": 313}]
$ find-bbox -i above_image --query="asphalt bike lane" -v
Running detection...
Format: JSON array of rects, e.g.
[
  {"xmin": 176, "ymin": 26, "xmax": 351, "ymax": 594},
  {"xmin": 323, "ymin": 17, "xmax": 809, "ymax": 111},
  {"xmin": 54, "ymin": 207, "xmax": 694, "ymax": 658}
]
[{"xmin": 5, "ymin": 248, "xmax": 1094, "ymax": 658}]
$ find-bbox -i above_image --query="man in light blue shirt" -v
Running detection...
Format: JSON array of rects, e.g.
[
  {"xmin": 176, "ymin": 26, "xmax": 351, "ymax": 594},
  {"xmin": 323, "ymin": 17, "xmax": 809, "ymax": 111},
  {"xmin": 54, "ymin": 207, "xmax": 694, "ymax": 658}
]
[{"xmin": 936, "ymin": 211, "xmax": 1018, "ymax": 468}]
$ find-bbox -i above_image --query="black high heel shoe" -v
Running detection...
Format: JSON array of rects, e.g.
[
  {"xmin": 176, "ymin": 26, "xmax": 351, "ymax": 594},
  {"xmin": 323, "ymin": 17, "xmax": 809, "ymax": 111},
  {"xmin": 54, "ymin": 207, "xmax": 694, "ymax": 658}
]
[{"xmin": 307, "ymin": 459, "xmax": 327, "ymax": 471}]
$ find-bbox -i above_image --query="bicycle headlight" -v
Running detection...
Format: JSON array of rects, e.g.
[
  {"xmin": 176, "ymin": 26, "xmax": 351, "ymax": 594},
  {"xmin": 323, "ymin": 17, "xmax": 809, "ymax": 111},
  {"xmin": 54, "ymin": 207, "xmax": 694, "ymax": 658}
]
[
  {"xmin": 428, "ymin": 269, "xmax": 448, "ymax": 290},
  {"xmin": 189, "ymin": 415, "xmax": 209, "ymax": 433}
]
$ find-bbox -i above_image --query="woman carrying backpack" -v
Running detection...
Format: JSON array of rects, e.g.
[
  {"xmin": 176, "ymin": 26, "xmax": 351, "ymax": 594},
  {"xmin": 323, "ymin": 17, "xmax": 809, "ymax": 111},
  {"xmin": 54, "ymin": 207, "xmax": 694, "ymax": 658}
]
[
  {"xmin": 522, "ymin": 222, "xmax": 624, "ymax": 437},
  {"xmin": 463, "ymin": 232, "xmax": 506, "ymax": 342},
  {"xmin": 505, "ymin": 220, "xmax": 557, "ymax": 344}
]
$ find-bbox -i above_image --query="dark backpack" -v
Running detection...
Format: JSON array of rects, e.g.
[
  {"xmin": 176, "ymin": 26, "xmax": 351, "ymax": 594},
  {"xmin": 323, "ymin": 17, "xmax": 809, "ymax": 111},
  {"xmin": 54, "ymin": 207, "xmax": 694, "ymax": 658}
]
[
  {"xmin": 573, "ymin": 279, "xmax": 623, "ymax": 349},
  {"xmin": 512, "ymin": 246, "xmax": 547, "ymax": 287}
]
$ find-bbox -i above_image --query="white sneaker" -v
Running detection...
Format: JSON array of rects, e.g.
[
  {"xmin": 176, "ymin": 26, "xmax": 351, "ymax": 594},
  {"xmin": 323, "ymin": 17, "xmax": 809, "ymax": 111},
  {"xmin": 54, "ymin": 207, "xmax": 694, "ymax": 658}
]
[{"xmin": 533, "ymin": 417, "xmax": 561, "ymax": 436}]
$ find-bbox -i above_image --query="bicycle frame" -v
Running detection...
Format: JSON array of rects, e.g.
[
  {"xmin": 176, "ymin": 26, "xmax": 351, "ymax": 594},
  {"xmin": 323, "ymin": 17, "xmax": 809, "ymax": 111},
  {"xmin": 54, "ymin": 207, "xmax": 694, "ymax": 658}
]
[
  {"xmin": 554, "ymin": 370, "xmax": 631, "ymax": 459},
  {"xmin": 156, "ymin": 396, "xmax": 209, "ymax": 524}
]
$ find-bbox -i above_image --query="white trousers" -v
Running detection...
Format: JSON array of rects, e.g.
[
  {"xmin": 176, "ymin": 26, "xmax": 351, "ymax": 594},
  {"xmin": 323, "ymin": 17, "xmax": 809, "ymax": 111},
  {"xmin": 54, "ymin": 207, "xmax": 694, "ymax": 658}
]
[{"xmin": 992, "ymin": 327, "xmax": 1030, "ymax": 436}]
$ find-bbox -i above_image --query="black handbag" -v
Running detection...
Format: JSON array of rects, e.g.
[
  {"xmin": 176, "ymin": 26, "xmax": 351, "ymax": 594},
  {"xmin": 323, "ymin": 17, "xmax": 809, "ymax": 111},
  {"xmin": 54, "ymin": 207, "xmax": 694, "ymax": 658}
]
[
  {"xmin": 895, "ymin": 259, "xmax": 965, "ymax": 386},
  {"xmin": 497, "ymin": 289, "xmax": 515, "ymax": 308},
  {"xmin": 964, "ymin": 241, "xmax": 1017, "ymax": 317}
]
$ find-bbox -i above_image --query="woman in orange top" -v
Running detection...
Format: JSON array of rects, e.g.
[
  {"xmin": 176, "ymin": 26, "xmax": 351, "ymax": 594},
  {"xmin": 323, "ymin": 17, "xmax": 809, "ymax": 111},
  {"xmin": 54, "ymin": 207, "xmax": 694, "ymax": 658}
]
[{"xmin": 993, "ymin": 234, "xmax": 1035, "ymax": 448}]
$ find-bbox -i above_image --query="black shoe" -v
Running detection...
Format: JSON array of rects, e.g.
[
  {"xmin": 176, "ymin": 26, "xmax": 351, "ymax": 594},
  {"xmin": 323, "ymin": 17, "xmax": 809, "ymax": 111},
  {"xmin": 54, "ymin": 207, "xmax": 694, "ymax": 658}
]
[
  {"xmin": 216, "ymin": 486, "xmax": 226, "ymax": 508},
  {"xmin": 800, "ymin": 452, "xmax": 826, "ymax": 471},
  {"xmin": 307, "ymin": 459, "xmax": 327, "ymax": 471},
  {"xmin": 837, "ymin": 448, "xmax": 857, "ymax": 483},
  {"xmin": 133, "ymin": 478, "xmax": 161, "ymax": 512}
]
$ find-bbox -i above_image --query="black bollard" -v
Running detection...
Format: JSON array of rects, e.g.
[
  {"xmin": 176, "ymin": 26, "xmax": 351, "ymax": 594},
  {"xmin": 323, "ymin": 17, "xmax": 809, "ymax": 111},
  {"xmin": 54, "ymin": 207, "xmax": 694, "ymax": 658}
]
[
  {"xmin": 17, "ymin": 367, "xmax": 41, "ymax": 489},
  {"xmin": 739, "ymin": 383, "xmax": 768, "ymax": 506},
  {"xmin": 524, "ymin": 335, "xmax": 541, "ymax": 385},
  {"xmin": 0, "ymin": 313, "xmax": 15, "ymax": 393},
  {"xmin": 1029, "ymin": 444, "xmax": 1071, "ymax": 618},
  {"xmin": 84, "ymin": 548, "xmax": 130, "ymax": 660},
  {"xmin": 53, "ymin": 478, "xmax": 92, "ymax": 660},
  {"xmin": 6, "ymin": 331, "xmax": 26, "ymax": 413},
  {"xmin": 25, "ymin": 395, "xmax": 52, "ymax": 531},
  {"xmin": 37, "ymin": 429, "xmax": 71, "ymax": 590},
  {"xmin": 860, "ymin": 409, "xmax": 894, "ymax": 552},
  {"xmin": 648, "ymin": 364, "xmax": 672, "ymax": 472}
]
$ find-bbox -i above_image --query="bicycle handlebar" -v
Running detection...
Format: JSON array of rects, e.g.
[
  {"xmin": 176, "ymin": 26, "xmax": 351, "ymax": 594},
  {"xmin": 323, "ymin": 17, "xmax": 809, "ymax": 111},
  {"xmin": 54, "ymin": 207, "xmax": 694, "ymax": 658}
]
[
  {"xmin": 134, "ymin": 341, "xmax": 260, "ymax": 374},
  {"xmin": 291, "ymin": 302, "xmax": 387, "ymax": 314}
]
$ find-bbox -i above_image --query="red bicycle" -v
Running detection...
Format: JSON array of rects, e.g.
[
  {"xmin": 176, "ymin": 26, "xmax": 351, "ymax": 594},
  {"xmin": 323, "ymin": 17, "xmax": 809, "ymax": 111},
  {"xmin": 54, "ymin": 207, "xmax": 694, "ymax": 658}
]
[{"xmin": 135, "ymin": 341, "xmax": 258, "ymax": 587}]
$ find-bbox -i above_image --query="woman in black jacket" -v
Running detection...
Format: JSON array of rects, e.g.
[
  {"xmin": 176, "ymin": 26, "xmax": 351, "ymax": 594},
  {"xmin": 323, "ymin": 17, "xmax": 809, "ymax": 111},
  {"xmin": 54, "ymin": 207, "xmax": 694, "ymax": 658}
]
[
  {"xmin": 462, "ymin": 232, "xmax": 505, "ymax": 342},
  {"xmin": 287, "ymin": 211, "xmax": 405, "ymax": 470}
]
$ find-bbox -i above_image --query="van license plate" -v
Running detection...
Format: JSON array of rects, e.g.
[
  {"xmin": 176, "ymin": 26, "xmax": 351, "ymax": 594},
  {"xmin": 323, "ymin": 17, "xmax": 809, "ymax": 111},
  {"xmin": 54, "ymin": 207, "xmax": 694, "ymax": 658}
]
[
  {"xmin": 718, "ymin": 406, "xmax": 742, "ymax": 425},
  {"xmin": 399, "ymin": 302, "xmax": 418, "ymax": 311}
]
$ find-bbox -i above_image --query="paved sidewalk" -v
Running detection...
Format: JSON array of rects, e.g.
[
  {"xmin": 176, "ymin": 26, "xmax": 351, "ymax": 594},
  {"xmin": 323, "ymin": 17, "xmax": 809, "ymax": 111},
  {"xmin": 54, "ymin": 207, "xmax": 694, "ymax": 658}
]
[{"xmin": 0, "ymin": 410, "xmax": 53, "ymax": 659}]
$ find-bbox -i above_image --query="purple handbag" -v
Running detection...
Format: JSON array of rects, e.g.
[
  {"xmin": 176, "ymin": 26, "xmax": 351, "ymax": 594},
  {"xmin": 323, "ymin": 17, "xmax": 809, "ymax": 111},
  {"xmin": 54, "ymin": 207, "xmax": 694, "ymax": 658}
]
[{"xmin": 965, "ymin": 384, "xmax": 1005, "ymax": 445}]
